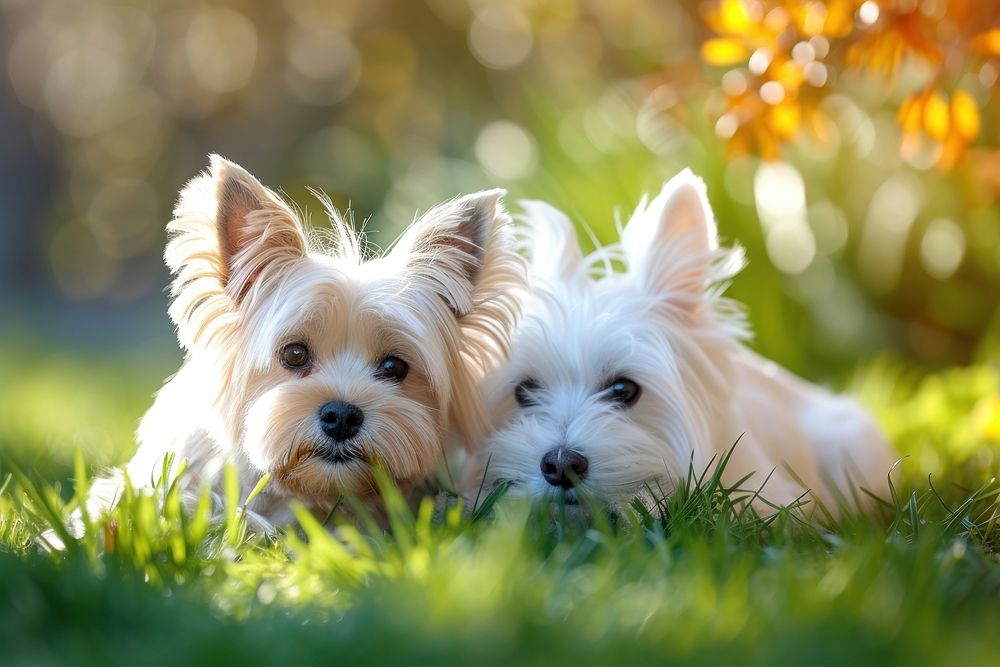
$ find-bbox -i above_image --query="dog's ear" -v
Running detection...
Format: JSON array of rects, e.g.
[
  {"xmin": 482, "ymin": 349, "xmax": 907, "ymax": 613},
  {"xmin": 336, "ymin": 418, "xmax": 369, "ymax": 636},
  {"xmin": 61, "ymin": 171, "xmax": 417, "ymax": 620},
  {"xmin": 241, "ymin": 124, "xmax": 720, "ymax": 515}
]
[
  {"xmin": 622, "ymin": 169, "xmax": 718, "ymax": 313},
  {"xmin": 391, "ymin": 189, "xmax": 511, "ymax": 317},
  {"xmin": 391, "ymin": 190, "xmax": 524, "ymax": 451},
  {"xmin": 212, "ymin": 156, "xmax": 308, "ymax": 291},
  {"xmin": 165, "ymin": 155, "xmax": 307, "ymax": 348},
  {"xmin": 518, "ymin": 200, "xmax": 583, "ymax": 282}
]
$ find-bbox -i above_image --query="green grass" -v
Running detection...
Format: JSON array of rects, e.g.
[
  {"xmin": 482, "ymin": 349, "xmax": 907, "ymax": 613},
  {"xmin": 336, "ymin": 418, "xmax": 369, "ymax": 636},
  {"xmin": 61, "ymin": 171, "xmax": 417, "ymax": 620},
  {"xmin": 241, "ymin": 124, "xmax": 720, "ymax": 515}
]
[{"xmin": 2, "ymin": 346, "xmax": 1000, "ymax": 666}]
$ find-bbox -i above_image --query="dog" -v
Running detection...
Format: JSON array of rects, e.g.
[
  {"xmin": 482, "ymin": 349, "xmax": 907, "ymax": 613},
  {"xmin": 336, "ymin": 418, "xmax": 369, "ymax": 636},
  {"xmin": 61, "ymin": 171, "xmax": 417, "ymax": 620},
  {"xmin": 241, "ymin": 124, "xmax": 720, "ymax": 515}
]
[
  {"xmin": 463, "ymin": 170, "xmax": 894, "ymax": 518},
  {"xmin": 73, "ymin": 155, "xmax": 523, "ymax": 534}
]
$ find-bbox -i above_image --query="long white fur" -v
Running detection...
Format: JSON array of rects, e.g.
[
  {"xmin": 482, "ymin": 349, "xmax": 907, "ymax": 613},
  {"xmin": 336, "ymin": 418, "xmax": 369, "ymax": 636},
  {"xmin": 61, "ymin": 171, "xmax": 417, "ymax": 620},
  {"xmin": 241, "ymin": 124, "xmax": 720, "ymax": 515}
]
[
  {"xmin": 69, "ymin": 155, "xmax": 524, "ymax": 536},
  {"xmin": 465, "ymin": 169, "xmax": 894, "ymax": 516}
]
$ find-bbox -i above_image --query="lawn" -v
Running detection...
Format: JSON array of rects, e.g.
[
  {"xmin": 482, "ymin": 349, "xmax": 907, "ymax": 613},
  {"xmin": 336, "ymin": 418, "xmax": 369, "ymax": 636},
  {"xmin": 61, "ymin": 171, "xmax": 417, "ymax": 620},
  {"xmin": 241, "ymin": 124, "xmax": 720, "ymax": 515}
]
[{"xmin": 2, "ymin": 343, "xmax": 1000, "ymax": 666}]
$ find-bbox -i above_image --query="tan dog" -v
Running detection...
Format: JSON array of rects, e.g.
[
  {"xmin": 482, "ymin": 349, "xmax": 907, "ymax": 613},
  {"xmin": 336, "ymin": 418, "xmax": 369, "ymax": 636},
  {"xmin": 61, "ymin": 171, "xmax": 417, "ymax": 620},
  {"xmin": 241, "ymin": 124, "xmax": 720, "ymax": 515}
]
[{"xmin": 83, "ymin": 155, "xmax": 522, "ymax": 532}]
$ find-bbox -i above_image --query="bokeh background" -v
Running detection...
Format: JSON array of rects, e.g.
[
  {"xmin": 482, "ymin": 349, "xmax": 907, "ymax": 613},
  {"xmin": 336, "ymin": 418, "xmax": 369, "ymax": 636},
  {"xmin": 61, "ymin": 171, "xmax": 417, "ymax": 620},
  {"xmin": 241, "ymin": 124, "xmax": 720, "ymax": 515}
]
[{"xmin": 1, "ymin": 0, "xmax": 999, "ymax": 483}]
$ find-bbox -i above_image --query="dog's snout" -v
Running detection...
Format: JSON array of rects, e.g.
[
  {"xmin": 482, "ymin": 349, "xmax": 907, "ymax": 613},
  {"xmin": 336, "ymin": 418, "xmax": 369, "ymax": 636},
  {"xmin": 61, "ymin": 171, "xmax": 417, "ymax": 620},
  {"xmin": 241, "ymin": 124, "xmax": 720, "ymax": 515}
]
[
  {"xmin": 318, "ymin": 400, "xmax": 364, "ymax": 442},
  {"xmin": 540, "ymin": 447, "xmax": 589, "ymax": 489}
]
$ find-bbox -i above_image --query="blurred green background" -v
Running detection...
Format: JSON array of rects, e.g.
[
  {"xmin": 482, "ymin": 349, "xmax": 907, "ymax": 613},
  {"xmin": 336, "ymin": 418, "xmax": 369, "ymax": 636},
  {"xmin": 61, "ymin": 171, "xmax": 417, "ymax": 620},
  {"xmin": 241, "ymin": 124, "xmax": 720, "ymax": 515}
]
[{"xmin": 1, "ymin": 0, "xmax": 999, "ymax": 482}]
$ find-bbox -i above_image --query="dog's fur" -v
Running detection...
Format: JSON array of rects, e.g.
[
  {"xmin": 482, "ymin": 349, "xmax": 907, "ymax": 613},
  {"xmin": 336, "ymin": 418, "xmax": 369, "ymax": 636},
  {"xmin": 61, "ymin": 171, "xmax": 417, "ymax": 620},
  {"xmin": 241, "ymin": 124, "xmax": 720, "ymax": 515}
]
[
  {"xmin": 464, "ymin": 170, "xmax": 894, "ymax": 516},
  {"xmin": 83, "ymin": 156, "xmax": 523, "ymax": 530}
]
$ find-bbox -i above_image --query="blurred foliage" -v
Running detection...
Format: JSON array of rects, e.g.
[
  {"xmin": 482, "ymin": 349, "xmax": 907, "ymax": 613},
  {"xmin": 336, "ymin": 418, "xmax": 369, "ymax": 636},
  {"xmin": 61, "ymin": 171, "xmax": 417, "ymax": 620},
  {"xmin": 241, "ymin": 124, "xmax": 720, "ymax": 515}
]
[
  {"xmin": 0, "ymin": 340, "xmax": 177, "ymax": 480},
  {"xmin": 858, "ymin": 360, "xmax": 1000, "ymax": 490},
  {"xmin": 1, "ymin": 0, "xmax": 999, "ymax": 376}
]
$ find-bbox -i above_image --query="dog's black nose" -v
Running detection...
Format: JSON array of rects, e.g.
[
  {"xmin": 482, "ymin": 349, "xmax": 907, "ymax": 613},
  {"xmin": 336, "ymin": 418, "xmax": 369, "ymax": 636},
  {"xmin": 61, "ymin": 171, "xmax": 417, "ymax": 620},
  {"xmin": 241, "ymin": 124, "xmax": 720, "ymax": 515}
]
[
  {"xmin": 540, "ymin": 447, "xmax": 589, "ymax": 489},
  {"xmin": 318, "ymin": 400, "xmax": 364, "ymax": 442}
]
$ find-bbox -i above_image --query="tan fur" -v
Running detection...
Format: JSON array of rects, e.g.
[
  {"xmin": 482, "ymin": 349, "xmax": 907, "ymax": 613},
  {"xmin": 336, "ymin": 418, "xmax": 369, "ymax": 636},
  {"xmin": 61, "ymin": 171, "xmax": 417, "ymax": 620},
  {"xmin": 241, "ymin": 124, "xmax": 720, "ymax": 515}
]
[{"xmin": 81, "ymin": 156, "xmax": 524, "ymax": 534}]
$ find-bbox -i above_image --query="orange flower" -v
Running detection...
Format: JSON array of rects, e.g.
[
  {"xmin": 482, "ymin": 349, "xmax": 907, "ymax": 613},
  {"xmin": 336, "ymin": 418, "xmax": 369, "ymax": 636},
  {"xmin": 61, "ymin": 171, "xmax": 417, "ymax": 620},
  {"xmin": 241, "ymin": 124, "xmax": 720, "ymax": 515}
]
[
  {"xmin": 972, "ymin": 28, "xmax": 1000, "ymax": 57},
  {"xmin": 785, "ymin": 0, "xmax": 858, "ymax": 38},
  {"xmin": 846, "ymin": 3, "xmax": 943, "ymax": 74},
  {"xmin": 898, "ymin": 88, "xmax": 981, "ymax": 169},
  {"xmin": 699, "ymin": 0, "xmax": 997, "ymax": 169},
  {"xmin": 700, "ymin": 0, "xmax": 838, "ymax": 159},
  {"xmin": 702, "ymin": 38, "xmax": 754, "ymax": 67}
]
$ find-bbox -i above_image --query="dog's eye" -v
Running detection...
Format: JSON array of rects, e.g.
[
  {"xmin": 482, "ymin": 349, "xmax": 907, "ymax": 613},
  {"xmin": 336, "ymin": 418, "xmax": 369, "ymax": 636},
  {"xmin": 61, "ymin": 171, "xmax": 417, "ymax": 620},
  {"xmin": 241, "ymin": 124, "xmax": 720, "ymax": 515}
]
[
  {"xmin": 375, "ymin": 355, "xmax": 409, "ymax": 383},
  {"xmin": 280, "ymin": 343, "xmax": 311, "ymax": 369},
  {"xmin": 514, "ymin": 379, "xmax": 541, "ymax": 407},
  {"xmin": 604, "ymin": 377, "xmax": 640, "ymax": 407}
]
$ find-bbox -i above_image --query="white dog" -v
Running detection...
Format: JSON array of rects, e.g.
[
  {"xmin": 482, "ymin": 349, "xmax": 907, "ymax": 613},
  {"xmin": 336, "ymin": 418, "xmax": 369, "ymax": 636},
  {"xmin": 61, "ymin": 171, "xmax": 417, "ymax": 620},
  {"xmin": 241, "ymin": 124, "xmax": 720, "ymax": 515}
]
[{"xmin": 464, "ymin": 170, "xmax": 894, "ymax": 517}]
